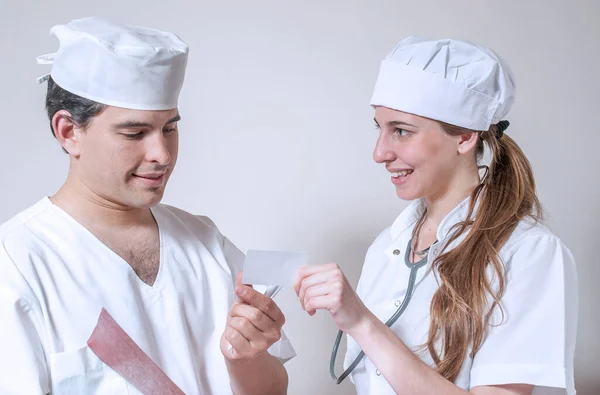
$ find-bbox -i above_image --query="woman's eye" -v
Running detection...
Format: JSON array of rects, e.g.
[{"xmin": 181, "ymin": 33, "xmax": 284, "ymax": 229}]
[{"xmin": 395, "ymin": 128, "xmax": 409, "ymax": 137}]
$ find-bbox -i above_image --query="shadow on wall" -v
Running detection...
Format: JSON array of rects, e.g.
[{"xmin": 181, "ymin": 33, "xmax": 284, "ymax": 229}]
[
  {"xmin": 578, "ymin": 382, "xmax": 600, "ymax": 395},
  {"xmin": 574, "ymin": 194, "xmax": 600, "ymax": 395}
]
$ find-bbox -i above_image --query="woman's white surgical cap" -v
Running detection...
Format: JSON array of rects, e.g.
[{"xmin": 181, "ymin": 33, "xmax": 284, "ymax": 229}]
[{"xmin": 370, "ymin": 36, "xmax": 516, "ymax": 131}]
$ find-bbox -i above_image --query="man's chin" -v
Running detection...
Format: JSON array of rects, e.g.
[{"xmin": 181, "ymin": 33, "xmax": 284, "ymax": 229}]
[{"xmin": 127, "ymin": 189, "xmax": 166, "ymax": 209}]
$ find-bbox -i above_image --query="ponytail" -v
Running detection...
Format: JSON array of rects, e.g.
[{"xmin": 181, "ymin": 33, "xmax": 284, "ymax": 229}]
[{"xmin": 424, "ymin": 122, "xmax": 542, "ymax": 382}]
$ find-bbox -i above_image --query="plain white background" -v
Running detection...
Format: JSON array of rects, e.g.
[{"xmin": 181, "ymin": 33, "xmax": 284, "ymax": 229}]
[{"xmin": 1, "ymin": 0, "xmax": 598, "ymax": 394}]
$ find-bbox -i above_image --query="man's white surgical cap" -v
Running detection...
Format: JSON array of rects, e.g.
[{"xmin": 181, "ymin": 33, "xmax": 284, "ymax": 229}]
[{"xmin": 37, "ymin": 17, "xmax": 189, "ymax": 111}]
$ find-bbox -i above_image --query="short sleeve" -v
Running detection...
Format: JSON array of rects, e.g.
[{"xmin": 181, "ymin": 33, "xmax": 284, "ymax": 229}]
[
  {"xmin": 221, "ymin": 236, "xmax": 297, "ymax": 364},
  {"xmin": 470, "ymin": 235, "xmax": 578, "ymax": 394},
  {"xmin": 0, "ymin": 245, "xmax": 49, "ymax": 394}
]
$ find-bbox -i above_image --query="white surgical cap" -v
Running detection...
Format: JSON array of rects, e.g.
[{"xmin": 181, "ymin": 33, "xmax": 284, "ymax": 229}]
[
  {"xmin": 37, "ymin": 17, "xmax": 189, "ymax": 111},
  {"xmin": 370, "ymin": 36, "xmax": 516, "ymax": 131}
]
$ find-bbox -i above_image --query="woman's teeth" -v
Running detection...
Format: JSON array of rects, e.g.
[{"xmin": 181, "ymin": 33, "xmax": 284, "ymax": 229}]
[{"xmin": 392, "ymin": 170, "xmax": 413, "ymax": 178}]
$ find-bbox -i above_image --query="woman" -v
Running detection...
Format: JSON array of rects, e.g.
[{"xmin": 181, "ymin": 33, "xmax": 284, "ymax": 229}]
[{"xmin": 294, "ymin": 36, "xmax": 577, "ymax": 395}]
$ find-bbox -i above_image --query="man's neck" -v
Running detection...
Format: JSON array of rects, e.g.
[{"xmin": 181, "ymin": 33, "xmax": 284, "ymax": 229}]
[{"xmin": 50, "ymin": 176, "xmax": 154, "ymax": 230}]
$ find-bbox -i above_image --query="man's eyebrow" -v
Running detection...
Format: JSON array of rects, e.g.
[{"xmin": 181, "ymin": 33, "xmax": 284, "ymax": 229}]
[{"xmin": 113, "ymin": 114, "xmax": 181, "ymax": 129}]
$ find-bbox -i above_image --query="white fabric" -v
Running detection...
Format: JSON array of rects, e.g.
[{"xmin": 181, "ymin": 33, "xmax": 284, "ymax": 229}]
[
  {"xmin": 0, "ymin": 197, "xmax": 295, "ymax": 394},
  {"xmin": 37, "ymin": 17, "xmax": 189, "ymax": 110},
  {"xmin": 370, "ymin": 36, "xmax": 516, "ymax": 131},
  {"xmin": 344, "ymin": 197, "xmax": 578, "ymax": 395}
]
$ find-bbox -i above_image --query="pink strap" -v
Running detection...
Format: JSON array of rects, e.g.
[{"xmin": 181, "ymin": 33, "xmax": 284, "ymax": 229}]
[{"xmin": 87, "ymin": 308, "xmax": 186, "ymax": 395}]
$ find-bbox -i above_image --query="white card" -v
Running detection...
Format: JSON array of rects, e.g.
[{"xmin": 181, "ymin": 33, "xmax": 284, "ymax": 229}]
[{"xmin": 242, "ymin": 250, "xmax": 309, "ymax": 287}]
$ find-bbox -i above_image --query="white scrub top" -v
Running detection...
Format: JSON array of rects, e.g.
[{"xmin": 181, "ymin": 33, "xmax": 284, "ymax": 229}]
[
  {"xmin": 0, "ymin": 197, "xmax": 295, "ymax": 394},
  {"xmin": 344, "ymin": 197, "xmax": 577, "ymax": 395}
]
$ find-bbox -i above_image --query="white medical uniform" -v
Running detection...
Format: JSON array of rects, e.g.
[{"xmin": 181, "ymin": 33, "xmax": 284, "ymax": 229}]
[
  {"xmin": 0, "ymin": 197, "xmax": 295, "ymax": 394},
  {"xmin": 344, "ymin": 197, "xmax": 577, "ymax": 395}
]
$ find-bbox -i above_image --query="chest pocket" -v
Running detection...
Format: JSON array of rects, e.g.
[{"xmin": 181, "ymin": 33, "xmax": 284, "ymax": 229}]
[{"xmin": 50, "ymin": 344, "xmax": 131, "ymax": 394}]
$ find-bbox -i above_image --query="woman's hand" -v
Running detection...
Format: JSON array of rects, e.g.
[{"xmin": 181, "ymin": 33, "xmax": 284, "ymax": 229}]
[{"xmin": 293, "ymin": 263, "xmax": 372, "ymax": 334}]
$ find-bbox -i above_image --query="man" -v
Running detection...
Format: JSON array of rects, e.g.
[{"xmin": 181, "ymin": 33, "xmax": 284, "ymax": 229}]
[{"xmin": 0, "ymin": 17, "xmax": 294, "ymax": 394}]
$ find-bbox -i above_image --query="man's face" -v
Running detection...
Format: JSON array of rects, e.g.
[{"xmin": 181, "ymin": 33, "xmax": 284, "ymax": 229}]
[{"xmin": 70, "ymin": 106, "xmax": 180, "ymax": 209}]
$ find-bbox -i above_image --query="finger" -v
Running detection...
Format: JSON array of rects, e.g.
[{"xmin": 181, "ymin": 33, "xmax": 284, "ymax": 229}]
[
  {"xmin": 293, "ymin": 263, "xmax": 340, "ymax": 294},
  {"xmin": 305, "ymin": 294, "xmax": 339, "ymax": 316},
  {"xmin": 236, "ymin": 286, "xmax": 285, "ymax": 326},
  {"xmin": 235, "ymin": 271, "xmax": 253, "ymax": 291},
  {"xmin": 229, "ymin": 317, "xmax": 262, "ymax": 340},
  {"xmin": 302, "ymin": 282, "xmax": 342, "ymax": 311},
  {"xmin": 224, "ymin": 326, "xmax": 251, "ymax": 356},
  {"xmin": 292, "ymin": 265, "xmax": 311, "ymax": 295},
  {"xmin": 298, "ymin": 270, "xmax": 342, "ymax": 310},
  {"xmin": 234, "ymin": 271, "xmax": 254, "ymax": 303},
  {"xmin": 229, "ymin": 317, "xmax": 267, "ymax": 348},
  {"xmin": 229, "ymin": 303, "xmax": 272, "ymax": 332}
]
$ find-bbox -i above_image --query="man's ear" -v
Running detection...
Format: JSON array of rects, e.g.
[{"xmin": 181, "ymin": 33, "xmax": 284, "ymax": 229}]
[{"xmin": 52, "ymin": 110, "xmax": 81, "ymax": 157}]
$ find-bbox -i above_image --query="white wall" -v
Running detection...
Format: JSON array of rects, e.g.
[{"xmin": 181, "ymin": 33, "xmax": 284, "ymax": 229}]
[{"xmin": 1, "ymin": 0, "xmax": 598, "ymax": 393}]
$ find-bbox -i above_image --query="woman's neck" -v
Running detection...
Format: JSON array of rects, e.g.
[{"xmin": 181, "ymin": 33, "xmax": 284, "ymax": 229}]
[{"xmin": 421, "ymin": 165, "xmax": 480, "ymax": 237}]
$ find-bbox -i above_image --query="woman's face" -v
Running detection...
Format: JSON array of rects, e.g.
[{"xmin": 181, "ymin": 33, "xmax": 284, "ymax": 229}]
[{"xmin": 373, "ymin": 106, "xmax": 477, "ymax": 202}]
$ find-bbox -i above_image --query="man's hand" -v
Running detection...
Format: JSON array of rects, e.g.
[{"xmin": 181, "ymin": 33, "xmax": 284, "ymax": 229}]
[{"xmin": 221, "ymin": 272, "xmax": 285, "ymax": 361}]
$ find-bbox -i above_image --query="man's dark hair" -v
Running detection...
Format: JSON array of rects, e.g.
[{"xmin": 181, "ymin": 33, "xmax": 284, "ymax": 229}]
[{"xmin": 45, "ymin": 76, "xmax": 106, "ymax": 140}]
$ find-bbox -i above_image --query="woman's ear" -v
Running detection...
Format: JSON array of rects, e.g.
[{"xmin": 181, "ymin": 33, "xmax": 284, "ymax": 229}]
[{"xmin": 457, "ymin": 132, "xmax": 479, "ymax": 155}]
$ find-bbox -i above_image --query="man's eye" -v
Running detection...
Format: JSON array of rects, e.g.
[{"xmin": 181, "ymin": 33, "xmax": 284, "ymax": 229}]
[{"xmin": 123, "ymin": 132, "xmax": 144, "ymax": 140}]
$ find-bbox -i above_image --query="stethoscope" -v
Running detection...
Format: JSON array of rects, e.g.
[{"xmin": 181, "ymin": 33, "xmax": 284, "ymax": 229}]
[{"xmin": 329, "ymin": 237, "xmax": 435, "ymax": 384}]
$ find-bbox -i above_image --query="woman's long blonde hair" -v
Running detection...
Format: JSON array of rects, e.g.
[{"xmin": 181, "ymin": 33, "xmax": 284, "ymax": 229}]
[{"xmin": 425, "ymin": 122, "xmax": 542, "ymax": 382}]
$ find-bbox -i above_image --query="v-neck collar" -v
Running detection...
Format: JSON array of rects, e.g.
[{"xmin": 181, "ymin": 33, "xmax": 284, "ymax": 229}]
[{"xmin": 42, "ymin": 196, "xmax": 166, "ymax": 293}]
